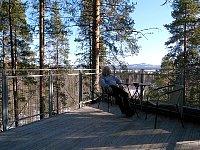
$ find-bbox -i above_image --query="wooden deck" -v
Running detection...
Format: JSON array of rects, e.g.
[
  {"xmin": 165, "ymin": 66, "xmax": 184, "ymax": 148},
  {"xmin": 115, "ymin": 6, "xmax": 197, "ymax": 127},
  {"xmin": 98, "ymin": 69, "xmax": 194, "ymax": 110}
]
[{"xmin": 0, "ymin": 102, "xmax": 200, "ymax": 150}]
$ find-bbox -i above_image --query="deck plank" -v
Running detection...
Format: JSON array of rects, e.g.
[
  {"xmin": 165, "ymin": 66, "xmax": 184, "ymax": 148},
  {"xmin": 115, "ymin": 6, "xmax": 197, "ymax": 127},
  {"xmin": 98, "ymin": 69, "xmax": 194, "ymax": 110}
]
[{"xmin": 0, "ymin": 102, "xmax": 200, "ymax": 150}]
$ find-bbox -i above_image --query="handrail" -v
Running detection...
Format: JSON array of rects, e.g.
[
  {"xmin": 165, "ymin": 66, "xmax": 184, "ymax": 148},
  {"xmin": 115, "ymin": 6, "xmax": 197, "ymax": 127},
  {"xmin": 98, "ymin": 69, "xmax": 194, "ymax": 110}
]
[{"xmin": 0, "ymin": 68, "xmax": 199, "ymax": 131}]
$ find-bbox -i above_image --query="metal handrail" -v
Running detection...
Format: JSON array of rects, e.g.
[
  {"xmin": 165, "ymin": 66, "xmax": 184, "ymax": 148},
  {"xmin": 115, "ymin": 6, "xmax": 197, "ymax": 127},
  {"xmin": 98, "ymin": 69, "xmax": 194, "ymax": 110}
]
[{"xmin": 1, "ymin": 68, "xmax": 199, "ymax": 131}]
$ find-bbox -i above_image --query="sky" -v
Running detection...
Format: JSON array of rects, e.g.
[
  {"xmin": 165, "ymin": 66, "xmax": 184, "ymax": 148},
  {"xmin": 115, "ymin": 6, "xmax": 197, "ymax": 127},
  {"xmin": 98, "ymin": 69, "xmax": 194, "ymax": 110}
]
[
  {"xmin": 69, "ymin": 0, "xmax": 174, "ymax": 66},
  {"xmin": 125, "ymin": 0, "xmax": 173, "ymax": 65}
]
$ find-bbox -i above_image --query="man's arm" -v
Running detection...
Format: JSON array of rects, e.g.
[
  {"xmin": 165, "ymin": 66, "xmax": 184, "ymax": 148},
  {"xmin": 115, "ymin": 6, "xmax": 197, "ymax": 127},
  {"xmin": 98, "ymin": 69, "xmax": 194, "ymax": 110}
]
[
  {"xmin": 114, "ymin": 76, "xmax": 124, "ymax": 89},
  {"xmin": 99, "ymin": 75, "xmax": 109, "ymax": 88},
  {"xmin": 99, "ymin": 75, "xmax": 112, "ymax": 93},
  {"xmin": 115, "ymin": 76, "xmax": 122, "ymax": 84}
]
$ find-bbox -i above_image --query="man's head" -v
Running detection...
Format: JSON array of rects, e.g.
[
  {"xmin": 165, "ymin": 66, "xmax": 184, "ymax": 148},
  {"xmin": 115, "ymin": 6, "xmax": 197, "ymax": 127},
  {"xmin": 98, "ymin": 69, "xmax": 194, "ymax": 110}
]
[{"xmin": 102, "ymin": 66, "xmax": 111, "ymax": 76}]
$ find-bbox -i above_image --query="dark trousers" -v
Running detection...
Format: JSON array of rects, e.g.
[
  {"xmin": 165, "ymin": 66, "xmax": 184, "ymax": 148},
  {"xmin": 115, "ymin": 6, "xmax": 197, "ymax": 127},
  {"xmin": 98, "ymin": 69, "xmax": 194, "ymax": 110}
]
[{"xmin": 110, "ymin": 85, "xmax": 130, "ymax": 113}]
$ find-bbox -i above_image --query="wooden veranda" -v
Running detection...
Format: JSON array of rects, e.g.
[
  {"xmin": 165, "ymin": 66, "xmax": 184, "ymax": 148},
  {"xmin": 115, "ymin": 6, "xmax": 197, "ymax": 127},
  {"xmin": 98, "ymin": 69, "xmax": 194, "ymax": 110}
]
[{"xmin": 0, "ymin": 102, "xmax": 200, "ymax": 150}]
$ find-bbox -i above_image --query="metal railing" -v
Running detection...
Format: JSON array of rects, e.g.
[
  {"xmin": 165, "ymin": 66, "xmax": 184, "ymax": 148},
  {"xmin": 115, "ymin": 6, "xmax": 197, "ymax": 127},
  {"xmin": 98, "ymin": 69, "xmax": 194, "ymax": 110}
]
[
  {"xmin": 0, "ymin": 68, "xmax": 199, "ymax": 131},
  {"xmin": 116, "ymin": 68, "xmax": 200, "ymax": 107},
  {"xmin": 0, "ymin": 69, "xmax": 96, "ymax": 131}
]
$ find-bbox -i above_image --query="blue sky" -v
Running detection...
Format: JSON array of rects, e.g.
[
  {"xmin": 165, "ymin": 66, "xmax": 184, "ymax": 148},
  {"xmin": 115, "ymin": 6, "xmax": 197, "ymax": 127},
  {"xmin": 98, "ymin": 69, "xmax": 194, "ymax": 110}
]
[{"xmin": 125, "ymin": 0, "xmax": 173, "ymax": 65}]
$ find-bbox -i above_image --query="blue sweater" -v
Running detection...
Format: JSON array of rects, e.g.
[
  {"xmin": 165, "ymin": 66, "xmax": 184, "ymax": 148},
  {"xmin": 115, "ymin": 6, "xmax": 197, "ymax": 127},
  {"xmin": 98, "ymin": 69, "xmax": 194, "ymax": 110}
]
[{"xmin": 99, "ymin": 74, "xmax": 121, "ymax": 88}]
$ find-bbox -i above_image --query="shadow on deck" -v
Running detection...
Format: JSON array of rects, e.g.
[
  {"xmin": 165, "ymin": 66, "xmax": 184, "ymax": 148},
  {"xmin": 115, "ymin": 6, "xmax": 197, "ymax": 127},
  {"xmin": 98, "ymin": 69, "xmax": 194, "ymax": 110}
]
[{"xmin": 0, "ymin": 103, "xmax": 199, "ymax": 150}]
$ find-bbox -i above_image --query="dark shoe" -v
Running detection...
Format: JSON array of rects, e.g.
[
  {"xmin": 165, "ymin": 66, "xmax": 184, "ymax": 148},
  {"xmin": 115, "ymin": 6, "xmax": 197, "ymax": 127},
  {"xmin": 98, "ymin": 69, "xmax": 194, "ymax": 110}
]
[
  {"xmin": 120, "ymin": 107, "xmax": 125, "ymax": 114},
  {"xmin": 126, "ymin": 112, "xmax": 134, "ymax": 117},
  {"xmin": 118, "ymin": 103, "xmax": 125, "ymax": 114},
  {"xmin": 125, "ymin": 107, "xmax": 135, "ymax": 117},
  {"xmin": 121, "ymin": 110, "xmax": 125, "ymax": 114}
]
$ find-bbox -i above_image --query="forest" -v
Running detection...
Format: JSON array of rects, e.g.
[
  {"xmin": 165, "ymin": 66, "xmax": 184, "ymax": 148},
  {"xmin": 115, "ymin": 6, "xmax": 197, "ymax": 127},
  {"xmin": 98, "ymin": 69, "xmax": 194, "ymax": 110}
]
[
  {"xmin": 0, "ymin": 0, "xmax": 199, "ymax": 129},
  {"xmin": 0, "ymin": 0, "xmax": 199, "ymax": 90},
  {"xmin": 0, "ymin": 0, "xmax": 199, "ymax": 70}
]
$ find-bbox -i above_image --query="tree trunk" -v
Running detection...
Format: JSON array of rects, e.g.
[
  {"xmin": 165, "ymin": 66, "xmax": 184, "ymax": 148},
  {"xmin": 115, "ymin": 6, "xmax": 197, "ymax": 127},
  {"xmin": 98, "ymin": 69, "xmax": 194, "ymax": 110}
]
[
  {"xmin": 92, "ymin": 0, "xmax": 100, "ymax": 100},
  {"xmin": 2, "ymin": 31, "xmax": 6, "ymax": 69},
  {"xmin": 183, "ymin": 3, "xmax": 188, "ymax": 106},
  {"xmin": 9, "ymin": 0, "xmax": 18, "ymax": 127},
  {"xmin": 39, "ymin": 0, "xmax": 45, "ymax": 119}
]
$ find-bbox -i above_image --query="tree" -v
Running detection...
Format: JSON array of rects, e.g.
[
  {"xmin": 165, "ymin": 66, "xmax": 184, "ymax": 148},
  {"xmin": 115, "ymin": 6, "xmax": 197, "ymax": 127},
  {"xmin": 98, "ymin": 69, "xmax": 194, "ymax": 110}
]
[
  {"xmin": 77, "ymin": 0, "xmax": 139, "ymax": 67},
  {"xmin": 0, "ymin": 1, "xmax": 9, "ymax": 69},
  {"xmin": 100, "ymin": 0, "xmax": 139, "ymax": 65},
  {"xmin": 0, "ymin": 0, "xmax": 35, "ymax": 69},
  {"xmin": 39, "ymin": 0, "xmax": 45, "ymax": 119},
  {"xmin": 0, "ymin": 0, "xmax": 35, "ymax": 127},
  {"xmin": 26, "ymin": 0, "xmax": 74, "ymax": 67},
  {"xmin": 163, "ymin": 0, "xmax": 200, "ymax": 106},
  {"xmin": 164, "ymin": 0, "xmax": 200, "ymax": 68},
  {"xmin": 75, "ymin": 0, "xmax": 139, "ymax": 96},
  {"xmin": 45, "ymin": 0, "xmax": 71, "ymax": 114},
  {"xmin": 45, "ymin": 1, "xmax": 70, "ymax": 68}
]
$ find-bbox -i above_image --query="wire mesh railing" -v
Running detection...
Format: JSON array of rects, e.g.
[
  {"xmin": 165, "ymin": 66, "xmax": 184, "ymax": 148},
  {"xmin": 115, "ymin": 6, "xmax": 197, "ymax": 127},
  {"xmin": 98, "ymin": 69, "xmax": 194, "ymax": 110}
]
[
  {"xmin": 0, "ymin": 68, "xmax": 199, "ymax": 131},
  {"xmin": 116, "ymin": 68, "xmax": 200, "ymax": 109},
  {"xmin": 0, "ymin": 69, "xmax": 94, "ymax": 131}
]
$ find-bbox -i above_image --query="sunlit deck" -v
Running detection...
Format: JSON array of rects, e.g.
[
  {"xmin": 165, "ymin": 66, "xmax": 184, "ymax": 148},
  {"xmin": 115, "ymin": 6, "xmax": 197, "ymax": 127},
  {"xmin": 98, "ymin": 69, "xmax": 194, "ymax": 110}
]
[{"xmin": 0, "ymin": 103, "xmax": 200, "ymax": 150}]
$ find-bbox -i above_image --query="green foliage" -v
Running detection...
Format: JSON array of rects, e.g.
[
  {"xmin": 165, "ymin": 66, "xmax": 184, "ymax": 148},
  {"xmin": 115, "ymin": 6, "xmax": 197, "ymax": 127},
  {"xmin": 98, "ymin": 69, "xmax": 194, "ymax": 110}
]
[
  {"xmin": 0, "ymin": 0, "xmax": 36, "ymax": 69},
  {"xmin": 17, "ymin": 94, "xmax": 26, "ymax": 103},
  {"xmin": 60, "ymin": 92, "xmax": 68, "ymax": 106},
  {"xmin": 45, "ymin": 1, "xmax": 70, "ymax": 68},
  {"xmin": 161, "ymin": 55, "xmax": 176, "ymax": 70},
  {"xmin": 163, "ymin": 0, "xmax": 200, "ymax": 68},
  {"xmin": 162, "ymin": 0, "xmax": 200, "ymax": 107},
  {"xmin": 76, "ymin": 0, "xmax": 139, "ymax": 67}
]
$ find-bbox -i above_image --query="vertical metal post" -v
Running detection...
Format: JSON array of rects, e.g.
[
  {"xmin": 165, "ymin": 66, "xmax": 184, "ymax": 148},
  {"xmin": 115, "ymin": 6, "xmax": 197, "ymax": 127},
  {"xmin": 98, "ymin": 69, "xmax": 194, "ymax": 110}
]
[
  {"xmin": 139, "ymin": 69, "xmax": 144, "ymax": 110},
  {"xmin": 79, "ymin": 70, "xmax": 83, "ymax": 108},
  {"xmin": 91, "ymin": 73, "xmax": 94, "ymax": 103},
  {"xmin": 182, "ymin": 69, "xmax": 186, "ymax": 106},
  {"xmin": 2, "ymin": 71, "xmax": 8, "ymax": 131},
  {"xmin": 179, "ymin": 69, "xmax": 185, "ymax": 115},
  {"xmin": 49, "ymin": 72, "xmax": 53, "ymax": 117},
  {"xmin": 140, "ymin": 69, "xmax": 144, "ymax": 100}
]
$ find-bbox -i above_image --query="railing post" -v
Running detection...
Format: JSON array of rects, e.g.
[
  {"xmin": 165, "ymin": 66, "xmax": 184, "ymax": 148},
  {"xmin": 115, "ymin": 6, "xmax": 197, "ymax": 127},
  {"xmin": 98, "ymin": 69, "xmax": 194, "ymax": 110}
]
[
  {"xmin": 2, "ymin": 70, "xmax": 8, "ymax": 131},
  {"xmin": 140, "ymin": 69, "xmax": 144, "ymax": 101},
  {"xmin": 180, "ymin": 68, "xmax": 185, "ymax": 106},
  {"xmin": 179, "ymin": 69, "xmax": 185, "ymax": 115},
  {"xmin": 79, "ymin": 70, "xmax": 83, "ymax": 108},
  {"xmin": 49, "ymin": 71, "xmax": 53, "ymax": 117},
  {"xmin": 91, "ymin": 72, "xmax": 94, "ymax": 103}
]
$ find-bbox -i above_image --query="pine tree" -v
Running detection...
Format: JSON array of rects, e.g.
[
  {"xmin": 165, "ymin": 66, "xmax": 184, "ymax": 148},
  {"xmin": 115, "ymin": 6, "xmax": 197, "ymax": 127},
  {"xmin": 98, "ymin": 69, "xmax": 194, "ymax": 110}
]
[
  {"xmin": 163, "ymin": 0, "xmax": 200, "ymax": 106},
  {"xmin": 74, "ymin": 0, "xmax": 140, "ymax": 95},
  {"xmin": 45, "ymin": 0, "xmax": 70, "ymax": 68},
  {"xmin": 0, "ymin": 0, "xmax": 35, "ymax": 69},
  {"xmin": 76, "ymin": 0, "xmax": 139, "ymax": 67},
  {"xmin": 164, "ymin": 0, "xmax": 200, "ymax": 68},
  {"xmin": 0, "ymin": 0, "xmax": 36, "ymax": 127}
]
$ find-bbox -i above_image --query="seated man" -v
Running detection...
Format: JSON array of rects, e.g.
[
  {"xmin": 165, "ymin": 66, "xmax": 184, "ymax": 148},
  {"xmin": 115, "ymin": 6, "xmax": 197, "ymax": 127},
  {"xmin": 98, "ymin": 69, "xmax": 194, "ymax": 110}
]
[{"xmin": 99, "ymin": 66, "xmax": 135, "ymax": 117}]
